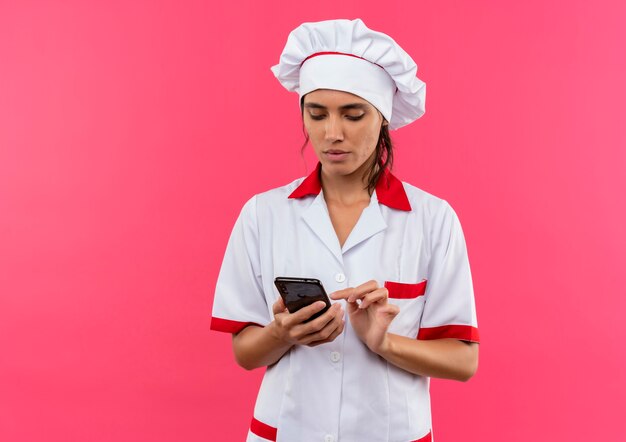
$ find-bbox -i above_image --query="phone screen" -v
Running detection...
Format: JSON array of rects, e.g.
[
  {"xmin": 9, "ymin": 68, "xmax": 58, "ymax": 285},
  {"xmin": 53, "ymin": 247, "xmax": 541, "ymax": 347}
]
[{"xmin": 274, "ymin": 277, "xmax": 331, "ymax": 322}]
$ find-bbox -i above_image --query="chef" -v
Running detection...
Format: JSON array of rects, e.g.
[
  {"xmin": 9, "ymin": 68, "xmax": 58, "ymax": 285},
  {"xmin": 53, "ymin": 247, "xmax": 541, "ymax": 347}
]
[{"xmin": 211, "ymin": 18, "xmax": 479, "ymax": 442}]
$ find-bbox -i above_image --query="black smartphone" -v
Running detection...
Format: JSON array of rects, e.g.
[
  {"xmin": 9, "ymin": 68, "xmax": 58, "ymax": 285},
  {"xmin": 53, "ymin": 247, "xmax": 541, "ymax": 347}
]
[{"xmin": 274, "ymin": 277, "xmax": 332, "ymax": 322}]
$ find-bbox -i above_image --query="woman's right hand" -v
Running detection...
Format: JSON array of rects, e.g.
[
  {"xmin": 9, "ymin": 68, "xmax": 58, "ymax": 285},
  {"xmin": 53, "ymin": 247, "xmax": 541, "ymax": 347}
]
[{"xmin": 269, "ymin": 297, "xmax": 345, "ymax": 347}]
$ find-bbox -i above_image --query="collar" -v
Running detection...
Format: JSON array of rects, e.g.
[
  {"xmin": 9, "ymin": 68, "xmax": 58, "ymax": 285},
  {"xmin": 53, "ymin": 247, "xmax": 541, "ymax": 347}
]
[{"xmin": 288, "ymin": 162, "xmax": 411, "ymax": 211}]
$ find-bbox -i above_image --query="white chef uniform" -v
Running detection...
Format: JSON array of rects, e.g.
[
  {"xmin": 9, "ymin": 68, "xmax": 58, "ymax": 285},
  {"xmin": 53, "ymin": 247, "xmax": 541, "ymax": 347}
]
[{"xmin": 211, "ymin": 162, "xmax": 479, "ymax": 442}]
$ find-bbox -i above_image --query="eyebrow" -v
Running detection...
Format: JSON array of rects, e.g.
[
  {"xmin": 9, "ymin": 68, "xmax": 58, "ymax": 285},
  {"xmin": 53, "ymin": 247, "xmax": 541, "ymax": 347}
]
[{"xmin": 303, "ymin": 102, "xmax": 368, "ymax": 111}]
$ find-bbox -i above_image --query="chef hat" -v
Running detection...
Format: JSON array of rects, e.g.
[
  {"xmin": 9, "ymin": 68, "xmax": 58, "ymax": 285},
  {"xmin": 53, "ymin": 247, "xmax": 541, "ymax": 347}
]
[{"xmin": 270, "ymin": 18, "xmax": 426, "ymax": 130}]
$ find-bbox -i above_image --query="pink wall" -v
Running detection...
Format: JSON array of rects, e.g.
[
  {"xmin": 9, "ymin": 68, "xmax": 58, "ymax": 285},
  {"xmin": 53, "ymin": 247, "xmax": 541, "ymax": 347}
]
[{"xmin": 1, "ymin": 1, "xmax": 625, "ymax": 440}]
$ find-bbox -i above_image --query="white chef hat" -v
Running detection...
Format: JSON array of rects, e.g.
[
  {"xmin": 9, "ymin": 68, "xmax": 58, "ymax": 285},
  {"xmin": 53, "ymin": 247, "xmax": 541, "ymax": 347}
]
[{"xmin": 270, "ymin": 18, "xmax": 426, "ymax": 130}]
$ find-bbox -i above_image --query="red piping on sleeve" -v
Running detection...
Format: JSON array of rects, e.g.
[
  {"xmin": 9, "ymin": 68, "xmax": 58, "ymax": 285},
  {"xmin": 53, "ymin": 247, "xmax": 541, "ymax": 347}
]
[
  {"xmin": 250, "ymin": 417, "xmax": 277, "ymax": 441},
  {"xmin": 411, "ymin": 431, "xmax": 432, "ymax": 442},
  {"xmin": 210, "ymin": 317, "xmax": 263, "ymax": 334},
  {"xmin": 418, "ymin": 325, "xmax": 480, "ymax": 343}
]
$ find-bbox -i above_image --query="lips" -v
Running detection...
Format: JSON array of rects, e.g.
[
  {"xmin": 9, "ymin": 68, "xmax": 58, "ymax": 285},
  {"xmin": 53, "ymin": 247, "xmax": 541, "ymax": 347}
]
[
  {"xmin": 325, "ymin": 150, "xmax": 348, "ymax": 154},
  {"xmin": 324, "ymin": 150, "xmax": 350, "ymax": 162}
]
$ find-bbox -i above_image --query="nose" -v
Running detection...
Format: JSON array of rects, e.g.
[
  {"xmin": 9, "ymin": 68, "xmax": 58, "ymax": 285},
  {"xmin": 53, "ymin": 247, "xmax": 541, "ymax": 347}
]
[{"xmin": 324, "ymin": 115, "xmax": 344, "ymax": 142}]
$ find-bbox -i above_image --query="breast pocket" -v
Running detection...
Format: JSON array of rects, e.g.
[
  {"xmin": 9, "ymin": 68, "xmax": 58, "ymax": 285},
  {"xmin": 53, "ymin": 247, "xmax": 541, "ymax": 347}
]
[
  {"xmin": 384, "ymin": 279, "xmax": 427, "ymax": 299},
  {"xmin": 384, "ymin": 279, "xmax": 428, "ymax": 337}
]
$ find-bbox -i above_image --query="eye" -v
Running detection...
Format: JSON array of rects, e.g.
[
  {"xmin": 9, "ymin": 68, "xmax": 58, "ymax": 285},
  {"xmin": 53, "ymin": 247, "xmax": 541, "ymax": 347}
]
[
  {"xmin": 309, "ymin": 114, "xmax": 325, "ymax": 120},
  {"xmin": 346, "ymin": 114, "xmax": 365, "ymax": 121}
]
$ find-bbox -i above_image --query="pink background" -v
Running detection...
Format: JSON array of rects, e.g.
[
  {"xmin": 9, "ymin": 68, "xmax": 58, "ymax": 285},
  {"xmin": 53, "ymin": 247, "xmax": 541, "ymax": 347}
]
[{"xmin": 1, "ymin": 1, "xmax": 625, "ymax": 440}]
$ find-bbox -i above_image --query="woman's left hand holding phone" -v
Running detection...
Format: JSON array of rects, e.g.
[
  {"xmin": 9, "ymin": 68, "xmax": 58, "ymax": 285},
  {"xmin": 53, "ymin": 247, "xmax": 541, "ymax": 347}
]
[{"xmin": 231, "ymin": 298, "xmax": 344, "ymax": 370}]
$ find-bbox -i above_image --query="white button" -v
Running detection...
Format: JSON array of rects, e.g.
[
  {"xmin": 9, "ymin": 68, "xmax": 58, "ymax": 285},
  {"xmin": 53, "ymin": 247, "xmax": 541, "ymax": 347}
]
[
  {"xmin": 324, "ymin": 435, "xmax": 335, "ymax": 442},
  {"xmin": 335, "ymin": 273, "xmax": 346, "ymax": 283},
  {"xmin": 330, "ymin": 351, "xmax": 341, "ymax": 363}
]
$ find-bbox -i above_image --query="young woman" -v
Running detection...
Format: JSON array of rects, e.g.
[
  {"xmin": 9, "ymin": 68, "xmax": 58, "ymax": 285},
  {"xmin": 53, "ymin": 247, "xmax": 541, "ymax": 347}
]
[{"xmin": 211, "ymin": 18, "xmax": 479, "ymax": 442}]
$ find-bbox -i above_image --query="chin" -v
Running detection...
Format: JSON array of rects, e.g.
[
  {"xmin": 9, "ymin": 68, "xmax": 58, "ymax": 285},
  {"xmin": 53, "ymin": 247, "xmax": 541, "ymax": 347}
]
[{"xmin": 321, "ymin": 161, "xmax": 361, "ymax": 177}]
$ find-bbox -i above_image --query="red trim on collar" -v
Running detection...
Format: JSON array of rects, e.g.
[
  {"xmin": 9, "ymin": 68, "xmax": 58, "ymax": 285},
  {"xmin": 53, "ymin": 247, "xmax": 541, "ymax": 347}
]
[
  {"xmin": 288, "ymin": 162, "xmax": 411, "ymax": 211},
  {"xmin": 287, "ymin": 162, "xmax": 323, "ymax": 199},
  {"xmin": 375, "ymin": 167, "xmax": 412, "ymax": 211}
]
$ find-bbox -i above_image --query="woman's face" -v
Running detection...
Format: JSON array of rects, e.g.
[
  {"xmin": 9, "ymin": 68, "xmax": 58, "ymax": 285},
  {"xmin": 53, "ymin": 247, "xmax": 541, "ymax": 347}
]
[{"xmin": 302, "ymin": 89, "xmax": 386, "ymax": 179}]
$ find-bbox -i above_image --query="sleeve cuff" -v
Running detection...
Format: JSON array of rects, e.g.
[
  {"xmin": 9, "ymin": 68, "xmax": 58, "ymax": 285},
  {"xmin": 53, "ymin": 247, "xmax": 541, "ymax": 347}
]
[
  {"xmin": 417, "ymin": 325, "xmax": 480, "ymax": 343},
  {"xmin": 210, "ymin": 317, "xmax": 264, "ymax": 334}
]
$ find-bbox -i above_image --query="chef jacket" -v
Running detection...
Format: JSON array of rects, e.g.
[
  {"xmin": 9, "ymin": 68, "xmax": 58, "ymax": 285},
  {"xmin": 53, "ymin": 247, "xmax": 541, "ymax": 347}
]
[{"xmin": 211, "ymin": 163, "xmax": 479, "ymax": 442}]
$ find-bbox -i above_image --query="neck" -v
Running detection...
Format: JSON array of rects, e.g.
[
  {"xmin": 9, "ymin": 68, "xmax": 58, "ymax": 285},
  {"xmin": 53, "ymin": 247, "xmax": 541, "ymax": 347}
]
[{"xmin": 320, "ymin": 160, "xmax": 378, "ymax": 206}]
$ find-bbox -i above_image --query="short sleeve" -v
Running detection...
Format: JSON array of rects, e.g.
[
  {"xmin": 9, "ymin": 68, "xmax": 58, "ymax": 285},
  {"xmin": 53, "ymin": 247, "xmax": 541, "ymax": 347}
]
[
  {"xmin": 417, "ymin": 201, "xmax": 479, "ymax": 343},
  {"xmin": 210, "ymin": 196, "xmax": 271, "ymax": 334}
]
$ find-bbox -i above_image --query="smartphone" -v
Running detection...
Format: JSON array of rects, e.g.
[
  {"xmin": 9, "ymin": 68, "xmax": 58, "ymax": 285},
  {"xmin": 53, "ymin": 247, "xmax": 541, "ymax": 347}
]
[{"xmin": 274, "ymin": 277, "xmax": 332, "ymax": 322}]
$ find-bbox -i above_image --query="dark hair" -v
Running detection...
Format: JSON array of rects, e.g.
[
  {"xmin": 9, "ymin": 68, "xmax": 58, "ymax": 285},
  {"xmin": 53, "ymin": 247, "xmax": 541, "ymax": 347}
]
[{"xmin": 299, "ymin": 105, "xmax": 394, "ymax": 195}]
